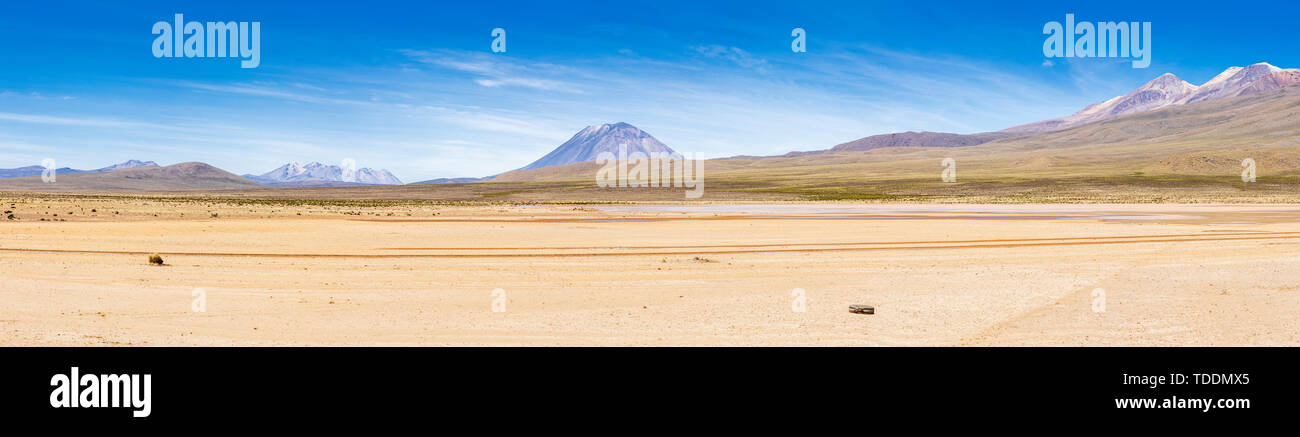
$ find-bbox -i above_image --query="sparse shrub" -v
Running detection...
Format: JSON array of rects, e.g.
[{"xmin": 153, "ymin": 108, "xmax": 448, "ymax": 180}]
[{"xmin": 148, "ymin": 254, "xmax": 164, "ymax": 265}]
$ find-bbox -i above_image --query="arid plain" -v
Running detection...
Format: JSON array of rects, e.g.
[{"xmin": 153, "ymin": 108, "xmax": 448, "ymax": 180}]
[{"xmin": 2, "ymin": 194, "xmax": 1298, "ymax": 346}]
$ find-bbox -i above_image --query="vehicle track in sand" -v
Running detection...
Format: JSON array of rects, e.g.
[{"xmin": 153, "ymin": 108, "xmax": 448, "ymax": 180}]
[{"xmin": 2, "ymin": 230, "xmax": 1296, "ymax": 258}]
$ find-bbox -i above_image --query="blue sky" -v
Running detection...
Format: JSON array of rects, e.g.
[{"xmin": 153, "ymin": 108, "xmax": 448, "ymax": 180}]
[{"xmin": 1, "ymin": 0, "xmax": 1297, "ymax": 182}]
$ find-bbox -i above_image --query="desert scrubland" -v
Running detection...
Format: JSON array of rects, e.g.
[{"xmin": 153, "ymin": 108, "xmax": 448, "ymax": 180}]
[{"xmin": 2, "ymin": 194, "xmax": 1297, "ymax": 346}]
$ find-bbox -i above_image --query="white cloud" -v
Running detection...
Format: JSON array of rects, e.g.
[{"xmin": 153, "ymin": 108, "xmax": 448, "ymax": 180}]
[
  {"xmin": 0, "ymin": 112, "xmax": 174, "ymax": 130},
  {"xmin": 170, "ymin": 81, "xmax": 370, "ymax": 106},
  {"xmin": 690, "ymin": 45, "xmax": 770, "ymax": 72},
  {"xmin": 401, "ymin": 50, "xmax": 585, "ymax": 93}
]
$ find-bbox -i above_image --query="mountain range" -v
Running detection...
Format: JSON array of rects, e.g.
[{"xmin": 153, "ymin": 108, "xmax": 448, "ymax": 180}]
[
  {"xmin": 1006, "ymin": 62, "xmax": 1300, "ymax": 134},
  {"xmin": 0, "ymin": 159, "xmax": 157, "ymax": 178},
  {"xmin": 0, "ymin": 162, "xmax": 263, "ymax": 191},
  {"xmin": 492, "ymin": 82, "xmax": 1300, "ymax": 190},
  {"xmin": 0, "ymin": 159, "xmax": 403, "ymax": 189},
  {"xmin": 771, "ymin": 62, "xmax": 1300, "ymax": 156},
  {"xmin": 1, "ymin": 62, "xmax": 1297, "ymax": 191},
  {"xmin": 242, "ymin": 162, "xmax": 403, "ymax": 186}
]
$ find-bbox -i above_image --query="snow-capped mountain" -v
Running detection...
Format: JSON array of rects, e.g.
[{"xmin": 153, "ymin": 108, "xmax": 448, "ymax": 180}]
[
  {"xmin": 519, "ymin": 122, "xmax": 679, "ymax": 170},
  {"xmin": 1181, "ymin": 62, "xmax": 1300, "ymax": 104},
  {"xmin": 1006, "ymin": 62, "xmax": 1300, "ymax": 134},
  {"xmin": 93, "ymin": 159, "xmax": 158, "ymax": 172},
  {"xmin": 244, "ymin": 162, "xmax": 403, "ymax": 185},
  {"xmin": 1107, "ymin": 73, "xmax": 1199, "ymax": 115}
]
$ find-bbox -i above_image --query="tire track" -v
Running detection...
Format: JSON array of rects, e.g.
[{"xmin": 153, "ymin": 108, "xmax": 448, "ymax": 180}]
[{"xmin": 2, "ymin": 231, "xmax": 1298, "ymax": 259}]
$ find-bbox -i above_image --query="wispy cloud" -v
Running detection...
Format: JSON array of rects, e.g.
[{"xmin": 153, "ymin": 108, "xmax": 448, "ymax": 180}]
[
  {"xmin": 0, "ymin": 91, "xmax": 76, "ymax": 100},
  {"xmin": 690, "ymin": 45, "xmax": 770, "ymax": 72},
  {"xmin": 169, "ymin": 81, "xmax": 372, "ymax": 106},
  {"xmin": 0, "ymin": 112, "xmax": 177, "ymax": 130},
  {"xmin": 0, "ymin": 139, "xmax": 55, "ymax": 153},
  {"xmin": 401, "ymin": 50, "xmax": 585, "ymax": 93},
  {"xmin": 417, "ymin": 105, "xmax": 575, "ymax": 140}
]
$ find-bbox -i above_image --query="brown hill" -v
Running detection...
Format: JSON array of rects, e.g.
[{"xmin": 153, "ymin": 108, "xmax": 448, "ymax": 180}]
[
  {"xmin": 827, "ymin": 131, "xmax": 1015, "ymax": 152},
  {"xmin": 0, "ymin": 162, "xmax": 265, "ymax": 191}
]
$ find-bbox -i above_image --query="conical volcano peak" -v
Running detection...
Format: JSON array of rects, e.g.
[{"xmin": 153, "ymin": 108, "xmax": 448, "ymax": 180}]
[{"xmin": 520, "ymin": 123, "xmax": 678, "ymax": 171}]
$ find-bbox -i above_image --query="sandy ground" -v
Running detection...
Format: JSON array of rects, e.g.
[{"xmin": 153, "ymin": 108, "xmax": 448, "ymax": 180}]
[{"xmin": 2, "ymin": 197, "xmax": 1298, "ymax": 346}]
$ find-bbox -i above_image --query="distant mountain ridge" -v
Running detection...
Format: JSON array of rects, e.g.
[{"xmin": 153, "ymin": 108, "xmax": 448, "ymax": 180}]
[
  {"xmin": 0, "ymin": 159, "xmax": 157, "ymax": 178},
  {"xmin": 410, "ymin": 177, "xmax": 490, "ymax": 185},
  {"xmin": 826, "ymin": 131, "xmax": 1016, "ymax": 152},
  {"xmin": 1006, "ymin": 62, "xmax": 1300, "ymax": 134},
  {"xmin": 780, "ymin": 62, "xmax": 1300, "ymax": 157},
  {"xmin": 481, "ymin": 84, "xmax": 1300, "ymax": 187},
  {"xmin": 520, "ymin": 122, "xmax": 678, "ymax": 170},
  {"xmin": 0, "ymin": 162, "xmax": 261, "ymax": 191},
  {"xmin": 244, "ymin": 162, "xmax": 403, "ymax": 185}
]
